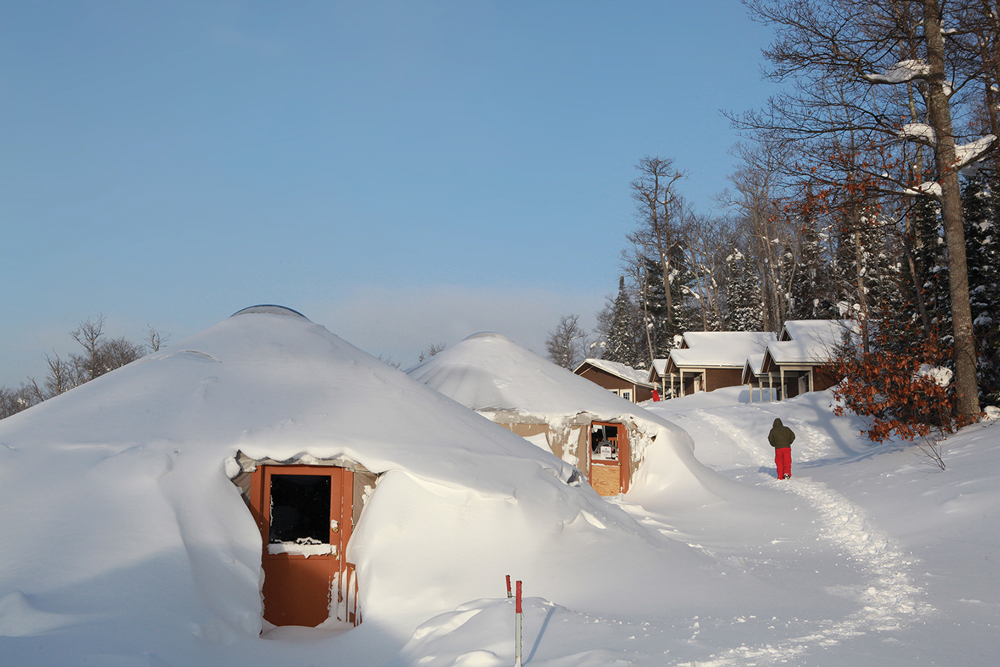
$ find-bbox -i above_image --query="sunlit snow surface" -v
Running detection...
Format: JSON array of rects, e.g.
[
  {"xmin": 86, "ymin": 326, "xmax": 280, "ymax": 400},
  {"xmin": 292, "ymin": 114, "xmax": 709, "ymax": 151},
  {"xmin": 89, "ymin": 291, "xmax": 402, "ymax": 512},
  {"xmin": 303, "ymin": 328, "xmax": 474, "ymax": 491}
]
[{"xmin": 1, "ymin": 315, "xmax": 998, "ymax": 666}]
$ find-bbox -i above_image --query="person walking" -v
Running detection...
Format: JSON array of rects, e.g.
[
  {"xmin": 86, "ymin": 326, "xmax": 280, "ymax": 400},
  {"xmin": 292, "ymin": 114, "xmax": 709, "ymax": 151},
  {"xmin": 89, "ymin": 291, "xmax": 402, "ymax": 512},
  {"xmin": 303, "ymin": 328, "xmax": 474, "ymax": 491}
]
[{"xmin": 768, "ymin": 418, "xmax": 795, "ymax": 479}]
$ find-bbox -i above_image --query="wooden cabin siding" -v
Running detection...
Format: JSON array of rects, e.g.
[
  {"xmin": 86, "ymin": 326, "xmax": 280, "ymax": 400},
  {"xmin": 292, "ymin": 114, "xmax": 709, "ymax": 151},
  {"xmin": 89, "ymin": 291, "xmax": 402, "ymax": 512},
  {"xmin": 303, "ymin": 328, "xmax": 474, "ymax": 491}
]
[
  {"xmin": 705, "ymin": 368, "xmax": 743, "ymax": 392},
  {"xmin": 814, "ymin": 366, "xmax": 840, "ymax": 391},
  {"xmin": 576, "ymin": 365, "xmax": 654, "ymax": 402}
]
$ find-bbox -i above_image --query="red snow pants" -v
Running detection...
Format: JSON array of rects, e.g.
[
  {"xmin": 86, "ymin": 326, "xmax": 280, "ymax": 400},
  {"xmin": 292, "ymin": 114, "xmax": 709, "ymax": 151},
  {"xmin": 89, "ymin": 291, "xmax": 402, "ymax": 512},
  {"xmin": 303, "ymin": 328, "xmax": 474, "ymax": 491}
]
[{"xmin": 775, "ymin": 447, "xmax": 791, "ymax": 479}]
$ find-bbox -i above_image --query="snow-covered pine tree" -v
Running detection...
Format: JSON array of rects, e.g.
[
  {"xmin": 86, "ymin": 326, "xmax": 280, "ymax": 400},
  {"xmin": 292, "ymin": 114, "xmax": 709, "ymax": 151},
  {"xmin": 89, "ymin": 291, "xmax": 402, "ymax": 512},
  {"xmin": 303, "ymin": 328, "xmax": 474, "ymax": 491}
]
[
  {"xmin": 724, "ymin": 249, "xmax": 762, "ymax": 331},
  {"xmin": 962, "ymin": 172, "xmax": 1000, "ymax": 405},
  {"xmin": 910, "ymin": 196, "xmax": 951, "ymax": 337},
  {"xmin": 664, "ymin": 242, "xmax": 699, "ymax": 346},
  {"xmin": 789, "ymin": 210, "xmax": 836, "ymax": 320},
  {"xmin": 604, "ymin": 276, "xmax": 643, "ymax": 368},
  {"xmin": 639, "ymin": 256, "xmax": 672, "ymax": 359}
]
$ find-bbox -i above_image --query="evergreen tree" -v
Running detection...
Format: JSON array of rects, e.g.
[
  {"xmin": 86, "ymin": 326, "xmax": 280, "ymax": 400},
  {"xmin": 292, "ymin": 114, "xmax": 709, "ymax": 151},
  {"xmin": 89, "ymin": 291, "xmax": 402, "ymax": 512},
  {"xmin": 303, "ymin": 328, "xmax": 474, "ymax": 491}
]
[
  {"xmin": 639, "ymin": 257, "xmax": 671, "ymax": 359},
  {"xmin": 962, "ymin": 173, "xmax": 1000, "ymax": 405},
  {"xmin": 604, "ymin": 276, "xmax": 643, "ymax": 368},
  {"xmin": 789, "ymin": 215, "xmax": 836, "ymax": 320},
  {"xmin": 725, "ymin": 249, "xmax": 762, "ymax": 331},
  {"xmin": 663, "ymin": 242, "xmax": 699, "ymax": 347},
  {"xmin": 910, "ymin": 196, "xmax": 951, "ymax": 336}
]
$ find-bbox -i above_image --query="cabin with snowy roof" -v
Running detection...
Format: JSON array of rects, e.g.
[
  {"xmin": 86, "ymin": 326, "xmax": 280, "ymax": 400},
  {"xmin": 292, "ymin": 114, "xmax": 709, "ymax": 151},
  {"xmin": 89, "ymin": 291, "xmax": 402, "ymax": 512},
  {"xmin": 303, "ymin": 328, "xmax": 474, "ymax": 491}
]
[
  {"xmin": 741, "ymin": 353, "xmax": 779, "ymax": 402},
  {"xmin": 573, "ymin": 358, "xmax": 656, "ymax": 403},
  {"xmin": 752, "ymin": 320, "xmax": 848, "ymax": 400},
  {"xmin": 408, "ymin": 332, "xmax": 672, "ymax": 496},
  {"xmin": 658, "ymin": 331, "xmax": 777, "ymax": 398}
]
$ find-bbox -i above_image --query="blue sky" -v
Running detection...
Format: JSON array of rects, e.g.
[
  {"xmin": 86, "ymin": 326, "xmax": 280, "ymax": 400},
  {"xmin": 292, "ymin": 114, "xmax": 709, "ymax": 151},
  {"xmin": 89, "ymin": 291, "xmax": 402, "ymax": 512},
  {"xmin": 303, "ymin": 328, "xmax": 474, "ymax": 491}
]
[{"xmin": 1, "ymin": 1, "xmax": 777, "ymax": 386}]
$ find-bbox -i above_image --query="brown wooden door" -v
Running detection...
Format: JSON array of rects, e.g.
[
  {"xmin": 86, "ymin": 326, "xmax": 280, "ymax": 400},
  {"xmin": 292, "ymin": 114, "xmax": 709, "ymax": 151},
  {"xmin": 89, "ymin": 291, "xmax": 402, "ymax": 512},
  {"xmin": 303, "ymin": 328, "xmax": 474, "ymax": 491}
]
[{"xmin": 253, "ymin": 465, "xmax": 354, "ymax": 627}]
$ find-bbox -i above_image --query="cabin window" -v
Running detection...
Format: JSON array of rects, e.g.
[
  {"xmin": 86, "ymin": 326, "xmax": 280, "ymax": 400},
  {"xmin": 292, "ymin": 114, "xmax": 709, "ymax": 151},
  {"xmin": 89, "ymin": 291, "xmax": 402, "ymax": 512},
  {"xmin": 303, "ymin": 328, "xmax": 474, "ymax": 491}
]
[{"xmin": 269, "ymin": 474, "xmax": 331, "ymax": 545}]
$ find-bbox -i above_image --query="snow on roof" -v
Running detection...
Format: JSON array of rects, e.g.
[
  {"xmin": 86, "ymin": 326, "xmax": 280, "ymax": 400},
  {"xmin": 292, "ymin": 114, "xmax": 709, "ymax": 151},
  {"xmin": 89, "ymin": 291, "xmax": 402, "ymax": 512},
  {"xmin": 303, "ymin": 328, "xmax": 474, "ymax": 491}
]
[
  {"xmin": 745, "ymin": 353, "xmax": 766, "ymax": 376},
  {"xmin": 669, "ymin": 331, "xmax": 777, "ymax": 369},
  {"xmin": 769, "ymin": 320, "xmax": 851, "ymax": 364},
  {"xmin": 0, "ymin": 310, "xmax": 745, "ymax": 655},
  {"xmin": 575, "ymin": 358, "xmax": 652, "ymax": 386}
]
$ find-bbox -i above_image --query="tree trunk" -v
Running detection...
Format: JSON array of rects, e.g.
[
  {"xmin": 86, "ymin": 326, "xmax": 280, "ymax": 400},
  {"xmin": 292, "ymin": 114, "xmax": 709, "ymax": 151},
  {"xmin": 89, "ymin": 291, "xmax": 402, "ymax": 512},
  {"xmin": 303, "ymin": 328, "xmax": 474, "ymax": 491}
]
[{"xmin": 924, "ymin": 0, "xmax": 981, "ymax": 421}]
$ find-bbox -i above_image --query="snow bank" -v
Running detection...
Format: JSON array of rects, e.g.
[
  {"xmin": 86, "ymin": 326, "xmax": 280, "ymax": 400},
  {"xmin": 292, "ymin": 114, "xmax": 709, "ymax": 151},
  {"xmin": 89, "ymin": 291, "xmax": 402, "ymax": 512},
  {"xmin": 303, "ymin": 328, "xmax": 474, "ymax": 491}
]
[{"xmin": 0, "ymin": 310, "xmax": 753, "ymax": 666}]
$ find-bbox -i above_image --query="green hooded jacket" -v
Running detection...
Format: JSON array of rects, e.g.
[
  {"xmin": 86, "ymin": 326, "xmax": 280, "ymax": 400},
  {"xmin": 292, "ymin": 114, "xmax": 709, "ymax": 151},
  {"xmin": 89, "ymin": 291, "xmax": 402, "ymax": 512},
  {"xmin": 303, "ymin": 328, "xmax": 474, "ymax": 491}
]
[{"xmin": 768, "ymin": 418, "xmax": 795, "ymax": 449}]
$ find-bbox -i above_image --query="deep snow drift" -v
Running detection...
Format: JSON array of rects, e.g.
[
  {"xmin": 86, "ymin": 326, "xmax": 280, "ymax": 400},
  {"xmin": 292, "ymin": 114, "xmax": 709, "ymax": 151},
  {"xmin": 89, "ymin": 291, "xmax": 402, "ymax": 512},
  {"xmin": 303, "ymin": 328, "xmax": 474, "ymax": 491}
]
[
  {"xmin": 0, "ymin": 313, "xmax": 997, "ymax": 665},
  {"xmin": 0, "ymin": 311, "xmax": 775, "ymax": 667}
]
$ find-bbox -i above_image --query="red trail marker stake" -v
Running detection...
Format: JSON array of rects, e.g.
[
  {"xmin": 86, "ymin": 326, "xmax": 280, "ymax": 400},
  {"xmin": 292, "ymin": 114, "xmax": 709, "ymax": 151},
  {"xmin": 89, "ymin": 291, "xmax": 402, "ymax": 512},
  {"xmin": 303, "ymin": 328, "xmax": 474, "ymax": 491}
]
[
  {"xmin": 514, "ymin": 580, "xmax": 522, "ymax": 667},
  {"xmin": 506, "ymin": 574, "xmax": 512, "ymax": 599}
]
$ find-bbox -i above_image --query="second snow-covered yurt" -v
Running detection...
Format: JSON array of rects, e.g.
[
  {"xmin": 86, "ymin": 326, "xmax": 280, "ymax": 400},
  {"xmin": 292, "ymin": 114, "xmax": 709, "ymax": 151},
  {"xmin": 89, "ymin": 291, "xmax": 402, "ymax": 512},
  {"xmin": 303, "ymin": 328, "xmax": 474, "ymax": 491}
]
[{"xmin": 408, "ymin": 332, "xmax": 672, "ymax": 496}]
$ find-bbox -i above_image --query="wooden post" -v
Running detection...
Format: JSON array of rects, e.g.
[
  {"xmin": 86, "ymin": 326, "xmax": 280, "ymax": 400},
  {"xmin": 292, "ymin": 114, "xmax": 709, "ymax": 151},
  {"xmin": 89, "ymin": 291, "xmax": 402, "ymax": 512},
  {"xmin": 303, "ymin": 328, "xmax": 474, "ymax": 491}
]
[{"xmin": 514, "ymin": 580, "xmax": 522, "ymax": 667}]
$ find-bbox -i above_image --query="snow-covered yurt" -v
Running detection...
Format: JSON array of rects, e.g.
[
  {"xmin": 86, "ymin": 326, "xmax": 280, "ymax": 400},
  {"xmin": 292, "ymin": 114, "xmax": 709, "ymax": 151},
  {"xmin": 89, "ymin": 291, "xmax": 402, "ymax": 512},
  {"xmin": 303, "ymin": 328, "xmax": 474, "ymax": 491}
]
[
  {"xmin": 408, "ymin": 332, "xmax": 685, "ymax": 496},
  {"xmin": 0, "ymin": 306, "xmax": 750, "ymax": 666}
]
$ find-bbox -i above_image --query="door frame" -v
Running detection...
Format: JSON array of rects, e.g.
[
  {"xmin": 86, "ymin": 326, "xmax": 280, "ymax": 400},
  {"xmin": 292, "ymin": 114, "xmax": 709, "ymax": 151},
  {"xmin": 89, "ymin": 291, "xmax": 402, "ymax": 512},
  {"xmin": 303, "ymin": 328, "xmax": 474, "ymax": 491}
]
[
  {"xmin": 247, "ymin": 464, "xmax": 358, "ymax": 626},
  {"xmin": 588, "ymin": 422, "xmax": 630, "ymax": 496}
]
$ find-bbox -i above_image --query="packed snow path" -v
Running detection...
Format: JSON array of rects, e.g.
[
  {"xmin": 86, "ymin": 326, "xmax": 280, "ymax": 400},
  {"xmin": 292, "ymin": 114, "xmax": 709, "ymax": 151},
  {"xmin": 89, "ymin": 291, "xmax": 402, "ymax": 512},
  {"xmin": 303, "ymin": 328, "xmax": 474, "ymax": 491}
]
[{"xmin": 633, "ymin": 401, "xmax": 933, "ymax": 665}]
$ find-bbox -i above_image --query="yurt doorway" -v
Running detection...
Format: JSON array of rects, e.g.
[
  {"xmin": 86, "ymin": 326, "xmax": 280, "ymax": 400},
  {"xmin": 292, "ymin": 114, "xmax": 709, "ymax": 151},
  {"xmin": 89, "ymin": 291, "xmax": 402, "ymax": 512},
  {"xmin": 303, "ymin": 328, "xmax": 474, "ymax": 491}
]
[
  {"xmin": 589, "ymin": 422, "xmax": 630, "ymax": 496},
  {"xmin": 250, "ymin": 465, "xmax": 358, "ymax": 627}
]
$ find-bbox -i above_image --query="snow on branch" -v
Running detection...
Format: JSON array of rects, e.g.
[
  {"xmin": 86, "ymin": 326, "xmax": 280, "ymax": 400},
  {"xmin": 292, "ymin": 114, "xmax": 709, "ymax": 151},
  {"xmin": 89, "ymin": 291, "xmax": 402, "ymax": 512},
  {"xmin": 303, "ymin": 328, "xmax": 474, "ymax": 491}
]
[
  {"xmin": 954, "ymin": 135, "xmax": 996, "ymax": 170},
  {"xmin": 903, "ymin": 181, "xmax": 943, "ymax": 198},
  {"xmin": 898, "ymin": 123, "xmax": 936, "ymax": 145},
  {"xmin": 864, "ymin": 59, "xmax": 930, "ymax": 84}
]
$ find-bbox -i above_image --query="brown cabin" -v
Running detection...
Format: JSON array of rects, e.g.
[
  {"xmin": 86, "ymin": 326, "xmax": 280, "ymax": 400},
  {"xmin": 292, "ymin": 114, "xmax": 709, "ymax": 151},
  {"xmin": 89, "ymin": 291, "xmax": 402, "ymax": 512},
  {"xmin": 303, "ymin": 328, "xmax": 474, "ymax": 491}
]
[
  {"xmin": 659, "ymin": 331, "xmax": 777, "ymax": 399},
  {"xmin": 757, "ymin": 320, "xmax": 847, "ymax": 400},
  {"xmin": 573, "ymin": 359, "xmax": 655, "ymax": 403}
]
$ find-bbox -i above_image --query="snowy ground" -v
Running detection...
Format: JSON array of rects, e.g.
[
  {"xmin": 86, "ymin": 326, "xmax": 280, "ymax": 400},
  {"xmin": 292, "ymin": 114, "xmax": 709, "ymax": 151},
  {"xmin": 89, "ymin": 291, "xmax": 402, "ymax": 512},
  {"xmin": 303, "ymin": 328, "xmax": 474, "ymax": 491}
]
[
  {"xmin": 2, "ymin": 376, "xmax": 998, "ymax": 666},
  {"xmin": 384, "ymin": 388, "xmax": 1000, "ymax": 667}
]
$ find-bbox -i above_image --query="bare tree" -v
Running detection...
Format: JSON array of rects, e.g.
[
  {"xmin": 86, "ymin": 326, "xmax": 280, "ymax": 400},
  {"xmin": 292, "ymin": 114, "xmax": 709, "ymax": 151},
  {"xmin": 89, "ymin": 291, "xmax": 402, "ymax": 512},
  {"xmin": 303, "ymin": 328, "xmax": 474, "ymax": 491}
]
[
  {"xmin": 590, "ymin": 294, "xmax": 617, "ymax": 359},
  {"xmin": 0, "ymin": 384, "xmax": 41, "ymax": 420},
  {"xmin": 418, "ymin": 343, "xmax": 447, "ymax": 362},
  {"xmin": 144, "ymin": 325, "xmax": 168, "ymax": 352},
  {"xmin": 43, "ymin": 351, "xmax": 77, "ymax": 397},
  {"xmin": 546, "ymin": 315, "xmax": 588, "ymax": 369},
  {"xmin": 721, "ymin": 139, "xmax": 795, "ymax": 331},
  {"xmin": 101, "ymin": 336, "xmax": 147, "ymax": 371},
  {"xmin": 629, "ymin": 157, "xmax": 687, "ymax": 330},
  {"xmin": 377, "ymin": 354, "xmax": 403, "ymax": 369},
  {"xmin": 70, "ymin": 315, "xmax": 108, "ymax": 383},
  {"xmin": 1, "ymin": 316, "xmax": 161, "ymax": 420},
  {"xmin": 739, "ymin": 0, "xmax": 994, "ymax": 419},
  {"xmin": 681, "ymin": 213, "xmax": 734, "ymax": 331}
]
